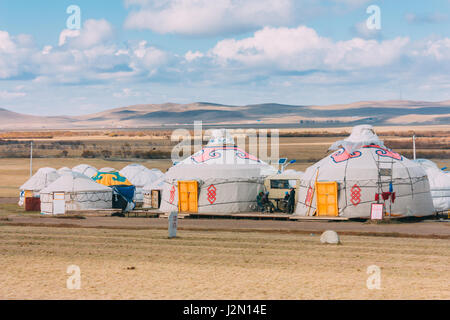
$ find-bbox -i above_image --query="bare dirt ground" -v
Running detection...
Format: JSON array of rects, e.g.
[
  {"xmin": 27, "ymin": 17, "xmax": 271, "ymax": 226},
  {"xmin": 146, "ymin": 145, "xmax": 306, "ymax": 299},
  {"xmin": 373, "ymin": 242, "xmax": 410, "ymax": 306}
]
[
  {"xmin": 0, "ymin": 216, "xmax": 449, "ymax": 300},
  {"xmin": 0, "ymin": 223, "xmax": 448, "ymax": 300},
  {"xmin": 2, "ymin": 215, "xmax": 450, "ymax": 239}
]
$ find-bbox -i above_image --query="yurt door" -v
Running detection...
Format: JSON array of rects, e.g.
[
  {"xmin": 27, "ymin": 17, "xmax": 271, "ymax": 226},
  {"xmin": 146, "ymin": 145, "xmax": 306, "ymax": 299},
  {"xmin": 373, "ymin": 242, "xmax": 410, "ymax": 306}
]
[
  {"xmin": 178, "ymin": 181, "xmax": 198, "ymax": 213},
  {"xmin": 53, "ymin": 192, "xmax": 66, "ymax": 215},
  {"xmin": 315, "ymin": 182, "xmax": 338, "ymax": 216}
]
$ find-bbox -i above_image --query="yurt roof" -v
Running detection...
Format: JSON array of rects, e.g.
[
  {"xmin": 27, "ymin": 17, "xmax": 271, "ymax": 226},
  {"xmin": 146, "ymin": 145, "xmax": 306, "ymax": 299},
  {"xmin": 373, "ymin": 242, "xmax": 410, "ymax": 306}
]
[
  {"xmin": 57, "ymin": 167, "xmax": 73, "ymax": 175},
  {"xmin": 72, "ymin": 164, "xmax": 98, "ymax": 177},
  {"xmin": 20, "ymin": 167, "xmax": 60, "ymax": 191},
  {"xmin": 92, "ymin": 171, "xmax": 132, "ymax": 186},
  {"xmin": 304, "ymin": 132, "xmax": 426, "ymax": 181},
  {"xmin": 165, "ymin": 163, "xmax": 268, "ymax": 180},
  {"xmin": 414, "ymin": 159, "xmax": 440, "ymax": 171},
  {"xmin": 99, "ymin": 167, "xmax": 117, "ymax": 173},
  {"xmin": 41, "ymin": 174, "xmax": 111, "ymax": 193},
  {"xmin": 176, "ymin": 129, "xmax": 277, "ymax": 175},
  {"xmin": 329, "ymin": 125, "xmax": 385, "ymax": 153},
  {"xmin": 143, "ymin": 175, "xmax": 165, "ymax": 191},
  {"xmin": 119, "ymin": 164, "xmax": 163, "ymax": 187}
]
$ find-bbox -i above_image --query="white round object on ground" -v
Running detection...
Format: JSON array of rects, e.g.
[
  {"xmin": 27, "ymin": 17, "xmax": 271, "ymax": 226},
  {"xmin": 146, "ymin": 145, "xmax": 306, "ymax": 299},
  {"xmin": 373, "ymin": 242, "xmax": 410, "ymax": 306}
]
[{"xmin": 320, "ymin": 230, "xmax": 340, "ymax": 244}]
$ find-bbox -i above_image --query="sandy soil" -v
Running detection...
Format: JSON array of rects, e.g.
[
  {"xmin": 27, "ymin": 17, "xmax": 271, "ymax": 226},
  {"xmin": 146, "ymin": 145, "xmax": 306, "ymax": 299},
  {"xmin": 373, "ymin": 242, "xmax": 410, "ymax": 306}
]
[
  {"xmin": 2, "ymin": 215, "xmax": 450, "ymax": 239},
  {"xmin": 0, "ymin": 224, "xmax": 448, "ymax": 300}
]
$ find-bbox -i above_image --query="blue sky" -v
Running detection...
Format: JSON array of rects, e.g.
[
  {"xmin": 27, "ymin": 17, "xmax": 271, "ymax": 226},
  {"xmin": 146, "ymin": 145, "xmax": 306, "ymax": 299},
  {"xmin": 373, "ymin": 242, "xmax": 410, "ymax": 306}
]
[{"xmin": 0, "ymin": 0, "xmax": 449, "ymax": 115}]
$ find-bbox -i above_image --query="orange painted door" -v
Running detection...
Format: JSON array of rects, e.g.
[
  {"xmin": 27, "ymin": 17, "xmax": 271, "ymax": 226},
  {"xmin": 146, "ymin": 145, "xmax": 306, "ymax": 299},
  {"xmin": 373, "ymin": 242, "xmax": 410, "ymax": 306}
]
[
  {"xmin": 178, "ymin": 181, "xmax": 198, "ymax": 212},
  {"xmin": 315, "ymin": 182, "xmax": 338, "ymax": 216}
]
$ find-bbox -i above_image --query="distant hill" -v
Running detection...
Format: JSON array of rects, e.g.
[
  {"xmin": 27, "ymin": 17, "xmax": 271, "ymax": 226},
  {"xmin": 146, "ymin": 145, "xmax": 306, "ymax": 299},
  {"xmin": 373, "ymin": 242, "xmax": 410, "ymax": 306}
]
[{"xmin": 0, "ymin": 100, "xmax": 449, "ymax": 130}]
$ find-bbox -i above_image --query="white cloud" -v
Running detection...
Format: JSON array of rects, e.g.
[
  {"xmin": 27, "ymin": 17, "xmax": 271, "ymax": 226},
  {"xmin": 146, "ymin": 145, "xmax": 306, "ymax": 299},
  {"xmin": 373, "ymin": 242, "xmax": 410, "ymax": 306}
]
[
  {"xmin": 58, "ymin": 19, "xmax": 114, "ymax": 48},
  {"xmin": 351, "ymin": 21, "xmax": 380, "ymax": 39},
  {"xmin": 417, "ymin": 38, "xmax": 450, "ymax": 61},
  {"xmin": 113, "ymin": 88, "xmax": 141, "ymax": 98},
  {"xmin": 0, "ymin": 90, "xmax": 27, "ymax": 99},
  {"xmin": 209, "ymin": 26, "xmax": 409, "ymax": 71},
  {"xmin": 1, "ymin": 21, "xmax": 450, "ymax": 107},
  {"xmin": 0, "ymin": 31, "xmax": 16, "ymax": 53},
  {"xmin": 124, "ymin": 0, "xmax": 293, "ymax": 35},
  {"xmin": 185, "ymin": 50, "xmax": 204, "ymax": 62},
  {"xmin": 58, "ymin": 29, "xmax": 80, "ymax": 46}
]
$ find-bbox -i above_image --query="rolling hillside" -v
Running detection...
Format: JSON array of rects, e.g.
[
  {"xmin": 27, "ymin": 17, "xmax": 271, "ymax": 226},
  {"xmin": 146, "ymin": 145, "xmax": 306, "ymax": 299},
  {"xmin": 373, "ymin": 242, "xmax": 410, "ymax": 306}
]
[{"xmin": 0, "ymin": 100, "xmax": 449, "ymax": 130}]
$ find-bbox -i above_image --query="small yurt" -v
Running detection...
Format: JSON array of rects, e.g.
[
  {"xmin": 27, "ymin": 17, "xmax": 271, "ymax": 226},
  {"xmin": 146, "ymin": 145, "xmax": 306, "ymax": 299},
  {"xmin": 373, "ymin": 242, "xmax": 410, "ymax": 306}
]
[
  {"xmin": 414, "ymin": 159, "xmax": 450, "ymax": 212},
  {"xmin": 119, "ymin": 164, "xmax": 164, "ymax": 204},
  {"xmin": 295, "ymin": 125, "xmax": 435, "ymax": 218},
  {"xmin": 72, "ymin": 164, "xmax": 98, "ymax": 178},
  {"xmin": 19, "ymin": 167, "xmax": 60, "ymax": 206},
  {"xmin": 40, "ymin": 172, "xmax": 112, "ymax": 215},
  {"xmin": 143, "ymin": 175, "xmax": 165, "ymax": 208},
  {"xmin": 92, "ymin": 170, "xmax": 135, "ymax": 212},
  {"xmin": 159, "ymin": 129, "xmax": 277, "ymax": 213}
]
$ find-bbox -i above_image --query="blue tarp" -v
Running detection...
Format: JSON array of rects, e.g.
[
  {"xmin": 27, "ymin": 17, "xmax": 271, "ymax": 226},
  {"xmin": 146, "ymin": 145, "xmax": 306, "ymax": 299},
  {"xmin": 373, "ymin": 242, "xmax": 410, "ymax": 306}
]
[{"xmin": 112, "ymin": 185, "xmax": 136, "ymax": 212}]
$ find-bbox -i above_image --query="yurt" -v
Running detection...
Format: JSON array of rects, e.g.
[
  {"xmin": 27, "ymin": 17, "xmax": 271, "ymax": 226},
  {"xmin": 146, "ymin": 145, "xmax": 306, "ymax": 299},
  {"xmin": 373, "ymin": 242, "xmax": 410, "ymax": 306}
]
[
  {"xmin": 92, "ymin": 170, "xmax": 132, "ymax": 187},
  {"xmin": 159, "ymin": 129, "xmax": 277, "ymax": 213},
  {"xmin": 72, "ymin": 164, "xmax": 98, "ymax": 178},
  {"xmin": 19, "ymin": 167, "xmax": 60, "ymax": 206},
  {"xmin": 57, "ymin": 167, "xmax": 72, "ymax": 175},
  {"xmin": 143, "ymin": 175, "xmax": 165, "ymax": 208},
  {"xmin": 295, "ymin": 125, "xmax": 435, "ymax": 218},
  {"xmin": 119, "ymin": 164, "xmax": 163, "ymax": 204},
  {"xmin": 414, "ymin": 159, "xmax": 450, "ymax": 212},
  {"xmin": 92, "ymin": 170, "xmax": 135, "ymax": 212},
  {"xmin": 40, "ymin": 172, "xmax": 112, "ymax": 215},
  {"xmin": 99, "ymin": 167, "xmax": 116, "ymax": 173}
]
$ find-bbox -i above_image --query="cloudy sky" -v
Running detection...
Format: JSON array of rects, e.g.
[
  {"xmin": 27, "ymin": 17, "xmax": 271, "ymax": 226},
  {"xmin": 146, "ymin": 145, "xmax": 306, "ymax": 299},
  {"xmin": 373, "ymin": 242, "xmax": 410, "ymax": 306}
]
[{"xmin": 0, "ymin": 0, "xmax": 449, "ymax": 115}]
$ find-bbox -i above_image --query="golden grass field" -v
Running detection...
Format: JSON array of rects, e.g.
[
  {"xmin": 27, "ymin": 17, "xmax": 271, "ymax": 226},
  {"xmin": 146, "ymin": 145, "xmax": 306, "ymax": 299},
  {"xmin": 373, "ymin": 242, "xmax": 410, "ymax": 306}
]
[{"xmin": 0, "ymin": 225, "xmax": 448, "ymax": 300}]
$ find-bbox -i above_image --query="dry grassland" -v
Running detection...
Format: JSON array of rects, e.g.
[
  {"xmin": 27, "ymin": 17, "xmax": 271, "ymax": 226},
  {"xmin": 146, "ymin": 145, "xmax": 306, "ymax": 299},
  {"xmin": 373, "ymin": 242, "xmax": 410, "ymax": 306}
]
[{"xmin": 0, "ymin": 225, "xmax": 448, "ymax": 300}]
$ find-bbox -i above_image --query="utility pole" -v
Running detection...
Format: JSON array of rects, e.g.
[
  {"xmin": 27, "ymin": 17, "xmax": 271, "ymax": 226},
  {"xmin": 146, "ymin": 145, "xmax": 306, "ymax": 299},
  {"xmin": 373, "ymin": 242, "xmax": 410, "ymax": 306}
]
[
  {"xmin": 30, "ymin": 141, "xmax": 33, "ymax": 178},
  {"xmin": 412, "ymin": 134, "xmax": 416, "ymax": 160}
]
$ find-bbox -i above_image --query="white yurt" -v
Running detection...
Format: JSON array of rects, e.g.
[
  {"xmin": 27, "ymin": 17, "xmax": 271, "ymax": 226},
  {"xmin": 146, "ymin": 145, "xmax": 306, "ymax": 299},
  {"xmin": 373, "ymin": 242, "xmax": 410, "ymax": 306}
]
[
  {"xmin": 57, "ymin": 167, "xmax": 72, "ymax": 175},
  {"xmin": 295, "ymin": 125, "xmax": 435, "ymax": 218},
  {"xmin": 159, "ymin": 129, "xmax": 277, "ymax": 213},
  {"xmin": 40, "ymin": 172, "xmax": 112, "ymax": 215},
  {"xmin": 414, "ymin": 159, "xmax": 450, "ymax": 212},
  {"xmin": 142, "ymin": 175, "xmax": 166, "ymax": 208},
  {"xmin": 72, "ymin": 164, "xmax": 98, "ymax": 178},
  {"xmin": 119, "ymin": 164, "xmax": 164, "ymax": 204},
  {"xmin": 19, "ymin": 167, "xmax": 60, "ymax": 205}
]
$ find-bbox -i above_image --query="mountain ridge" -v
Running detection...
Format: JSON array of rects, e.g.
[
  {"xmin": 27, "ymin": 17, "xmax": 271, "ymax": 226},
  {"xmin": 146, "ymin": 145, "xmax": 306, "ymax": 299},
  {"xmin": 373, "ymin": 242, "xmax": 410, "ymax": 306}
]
[{"xmin": 0, "ymin": 100, "xmax": 449, "ymax": 130}]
